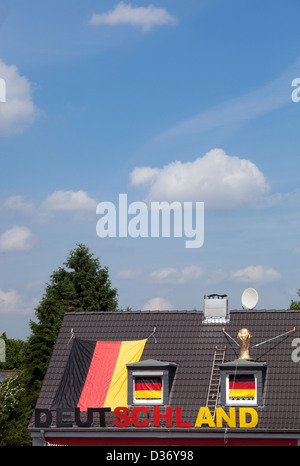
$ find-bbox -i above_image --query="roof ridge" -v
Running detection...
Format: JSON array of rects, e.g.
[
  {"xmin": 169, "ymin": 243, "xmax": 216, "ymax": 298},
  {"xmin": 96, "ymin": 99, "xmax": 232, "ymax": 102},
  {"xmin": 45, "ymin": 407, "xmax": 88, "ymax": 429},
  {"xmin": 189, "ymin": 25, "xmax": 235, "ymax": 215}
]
[
  {"xmin": 64, "ymin": 309, "xmax": 296, "ymax": 315},
  {"xmin": 64, "ymin": 310, "xmax": 201, "ymax": 315}
]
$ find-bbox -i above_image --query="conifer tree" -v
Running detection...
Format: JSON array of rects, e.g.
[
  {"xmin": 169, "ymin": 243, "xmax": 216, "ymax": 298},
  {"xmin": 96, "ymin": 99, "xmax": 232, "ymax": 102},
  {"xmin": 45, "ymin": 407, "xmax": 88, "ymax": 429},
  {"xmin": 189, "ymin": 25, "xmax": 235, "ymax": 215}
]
[
  {"xmin": 25, "ymin": 243, "xmax": 118, "ymax": 390},
  {"xmin": 2, "ymin": 244, "xmax": 119, "ymax": 445}
]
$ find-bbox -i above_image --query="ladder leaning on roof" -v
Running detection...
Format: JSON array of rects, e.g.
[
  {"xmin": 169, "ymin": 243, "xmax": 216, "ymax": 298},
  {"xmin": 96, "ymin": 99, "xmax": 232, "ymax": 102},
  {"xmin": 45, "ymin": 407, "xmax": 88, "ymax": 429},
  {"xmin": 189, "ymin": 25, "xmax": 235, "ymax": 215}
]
[{"xmin": 206, "ymin": 346, "xmax": 226, "ymax": 420}]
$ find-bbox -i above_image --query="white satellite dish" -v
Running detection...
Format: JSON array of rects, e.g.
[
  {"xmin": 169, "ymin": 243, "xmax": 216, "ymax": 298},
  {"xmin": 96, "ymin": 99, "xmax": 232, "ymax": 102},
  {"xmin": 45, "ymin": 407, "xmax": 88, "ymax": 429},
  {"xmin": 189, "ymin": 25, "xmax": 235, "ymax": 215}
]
[{"xmin": 241, "ymin": 288, "xmax": 258, "ymax": 310}]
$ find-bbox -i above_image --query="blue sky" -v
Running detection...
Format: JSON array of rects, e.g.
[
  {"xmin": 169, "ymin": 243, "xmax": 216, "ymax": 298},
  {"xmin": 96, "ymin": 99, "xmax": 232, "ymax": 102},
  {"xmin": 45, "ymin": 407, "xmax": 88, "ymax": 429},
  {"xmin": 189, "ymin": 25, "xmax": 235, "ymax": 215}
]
[{"xmin": 0, "ymin": 0, "xmax": 299, "ymax": 339}]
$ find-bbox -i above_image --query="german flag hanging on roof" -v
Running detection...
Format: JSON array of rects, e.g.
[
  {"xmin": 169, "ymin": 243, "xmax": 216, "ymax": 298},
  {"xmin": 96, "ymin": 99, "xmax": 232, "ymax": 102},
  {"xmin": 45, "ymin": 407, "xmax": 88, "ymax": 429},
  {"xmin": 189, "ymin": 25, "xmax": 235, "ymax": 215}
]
[{"xmin": 52, "ymin": 338, "xmax": 147, "ymax": 411}]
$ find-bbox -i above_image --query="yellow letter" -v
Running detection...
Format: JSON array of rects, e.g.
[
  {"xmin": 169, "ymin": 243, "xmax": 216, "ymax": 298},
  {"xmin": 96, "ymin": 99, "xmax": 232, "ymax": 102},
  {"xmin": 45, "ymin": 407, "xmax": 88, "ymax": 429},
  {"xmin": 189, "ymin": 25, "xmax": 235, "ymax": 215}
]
[
  {"xmin": 194, "ymin": 407, "xmax": 215, "ymax": 427},
  {"xmin": 239, "ymin": 408, "xmax": 258, "ymax": 428},
  {"xmin": 215, "ymin": 407, "xmax": 236, "ymax": 428}
]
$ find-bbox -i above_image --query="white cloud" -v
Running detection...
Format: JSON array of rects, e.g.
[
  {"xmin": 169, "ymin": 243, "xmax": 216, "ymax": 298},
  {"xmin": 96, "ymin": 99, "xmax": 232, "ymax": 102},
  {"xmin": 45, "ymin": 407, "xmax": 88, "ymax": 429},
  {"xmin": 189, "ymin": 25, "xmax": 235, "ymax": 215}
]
[
  {"xmin": 0, "ymin": 288, "xmax": 37, "ymax": 315},
  {"xmin": 142, "ymin": 296, "xmax": 174, "ymax": 311},
  {"xmin": 150, "ymin": 265, "xmax": 204, "ymax": 284},
  {"xmin": 130, "ymin": 166, "xmax": 160, "ymax": 187},
  {"xmin": 0, "ymin": 289, "xmax": 22, "ymax": 314},
  {"xmin": 293, "ymin": 247, "xmax": 300, "ymax": 255},
  {"xmin": 0, "ymin": 226, "xmax": 35, "ymax": 252},
  {"xmin": 130, "ymin": 148, "xmax": 270, "ymax": 209},
  {"xmin": 231, "ymin": 265, "xmax": 281, "ymax": 284},
  {"xmin": 2, "ymin": 190, "xmax": 97, "ymax": 221},
  {"xmin": 0, "ymin": 59, "xmax": 37, "ymax": 135},
  {"xmin": 89, "ymin": 2, "xmax": 178, "ymax": 32},
  {"xmin": 3, "ymin": 195, "xmax": 35, "ymax": 214},
  {"xmin": 43, "ymin": 190, "xmax": 97, "ymax": 211}
]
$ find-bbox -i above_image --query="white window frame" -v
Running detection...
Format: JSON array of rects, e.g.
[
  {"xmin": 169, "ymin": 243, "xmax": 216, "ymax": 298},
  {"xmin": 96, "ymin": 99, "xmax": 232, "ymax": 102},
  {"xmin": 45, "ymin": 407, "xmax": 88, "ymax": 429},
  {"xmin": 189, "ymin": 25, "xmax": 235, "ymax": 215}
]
[
  {"xmin": 226, "ymin": 373, "xmax": 257, "ymax": 406},
  {"xmin": 132, "ymin": 371, "xmax": 164, "ymax": 405}
]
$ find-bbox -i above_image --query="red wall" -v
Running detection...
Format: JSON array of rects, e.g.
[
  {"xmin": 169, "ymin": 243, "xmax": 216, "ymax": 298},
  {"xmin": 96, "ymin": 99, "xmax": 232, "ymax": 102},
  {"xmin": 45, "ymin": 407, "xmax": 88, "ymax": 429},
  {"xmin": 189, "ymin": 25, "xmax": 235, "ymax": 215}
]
[{"xmin": 46, "ymin": 437, "xmax": 297, "ymax": 446}]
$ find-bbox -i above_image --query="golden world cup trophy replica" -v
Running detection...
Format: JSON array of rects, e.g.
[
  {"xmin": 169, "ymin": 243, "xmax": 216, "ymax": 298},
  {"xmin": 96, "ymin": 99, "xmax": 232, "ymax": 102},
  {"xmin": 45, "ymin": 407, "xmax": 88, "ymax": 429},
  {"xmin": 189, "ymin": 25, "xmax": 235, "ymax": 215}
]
[{"xmin": 237, "ymin": 328, "xmax": 252, "ymax": 360}]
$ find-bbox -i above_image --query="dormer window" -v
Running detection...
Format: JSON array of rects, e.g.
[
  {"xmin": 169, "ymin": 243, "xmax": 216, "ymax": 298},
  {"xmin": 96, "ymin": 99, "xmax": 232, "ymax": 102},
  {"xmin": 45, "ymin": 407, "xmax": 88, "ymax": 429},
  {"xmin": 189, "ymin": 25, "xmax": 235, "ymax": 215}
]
[
  {"xmin": 126, "ymin": 359, "xmax": 177, "ymax": 407},
  {"xmin": 134, "ymin": 376, "xmax": 163, "ymax": 404},
  {"xmin": 219, "ymin": 360, "xmax": 267, "ymax": 408}
]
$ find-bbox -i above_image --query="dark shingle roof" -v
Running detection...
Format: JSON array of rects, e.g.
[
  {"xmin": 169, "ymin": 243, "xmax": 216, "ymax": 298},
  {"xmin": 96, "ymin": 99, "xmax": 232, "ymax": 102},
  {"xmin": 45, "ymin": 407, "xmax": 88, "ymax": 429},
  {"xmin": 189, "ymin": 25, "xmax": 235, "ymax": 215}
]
[{"xmin": 29, "ymin": 309, "xmax": 300, "ymax": 432}]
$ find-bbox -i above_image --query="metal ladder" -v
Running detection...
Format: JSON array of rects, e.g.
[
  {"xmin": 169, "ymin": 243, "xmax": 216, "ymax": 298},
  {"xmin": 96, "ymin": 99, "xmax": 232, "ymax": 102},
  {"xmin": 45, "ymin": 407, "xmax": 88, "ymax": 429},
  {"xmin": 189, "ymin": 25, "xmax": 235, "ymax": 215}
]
[{"xmin": 206, "ymin": 346, "xmax": 226, "ymax": 419}]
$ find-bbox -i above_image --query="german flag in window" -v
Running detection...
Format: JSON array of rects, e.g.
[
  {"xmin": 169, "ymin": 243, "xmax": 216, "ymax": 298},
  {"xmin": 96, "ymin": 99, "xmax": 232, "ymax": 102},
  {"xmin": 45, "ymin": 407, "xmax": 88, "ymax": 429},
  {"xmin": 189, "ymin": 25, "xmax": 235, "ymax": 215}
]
[
  {"xmin": 134, "ymin": 377, "xmax": 162, "ymax": 400},
  {"xmin": 229, "ymin": 374, "xmax": 256, "ymax": 400}
]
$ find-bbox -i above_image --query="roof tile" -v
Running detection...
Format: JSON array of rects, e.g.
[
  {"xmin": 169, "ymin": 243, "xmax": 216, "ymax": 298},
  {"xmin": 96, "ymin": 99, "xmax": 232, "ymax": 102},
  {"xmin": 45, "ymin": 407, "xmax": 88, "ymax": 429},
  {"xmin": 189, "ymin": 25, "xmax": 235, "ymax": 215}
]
[{"xmin": 30, "ymin": 309, "xmax": 300, "ymax": 432}]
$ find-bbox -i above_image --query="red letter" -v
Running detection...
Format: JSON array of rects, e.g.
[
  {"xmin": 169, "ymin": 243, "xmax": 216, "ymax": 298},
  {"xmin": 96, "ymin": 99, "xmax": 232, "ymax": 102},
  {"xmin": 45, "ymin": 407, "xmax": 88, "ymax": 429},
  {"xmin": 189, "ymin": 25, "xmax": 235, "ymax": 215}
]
[
  {"xmin": 153, "ymin": 406, "xmax": 173, "ymax": 427},
  {"xmin": 175, "ymin": 407, "xmax": 192, "ymax": 427},
  {"xmin": 113, "ymin": 407, "xmax": 131, "ymax": 427},
  {"xmin": 131, "ymin": 407, "xmax": 150, "ymax": 427}
]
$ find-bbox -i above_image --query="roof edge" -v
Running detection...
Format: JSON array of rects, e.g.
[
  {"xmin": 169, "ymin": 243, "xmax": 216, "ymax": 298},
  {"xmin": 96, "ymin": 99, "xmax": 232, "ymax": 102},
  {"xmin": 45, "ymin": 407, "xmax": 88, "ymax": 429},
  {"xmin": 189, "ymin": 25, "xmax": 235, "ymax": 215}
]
[{"xmin": 63, "ymin": 309, "xmax": 297, "ymax": 315}]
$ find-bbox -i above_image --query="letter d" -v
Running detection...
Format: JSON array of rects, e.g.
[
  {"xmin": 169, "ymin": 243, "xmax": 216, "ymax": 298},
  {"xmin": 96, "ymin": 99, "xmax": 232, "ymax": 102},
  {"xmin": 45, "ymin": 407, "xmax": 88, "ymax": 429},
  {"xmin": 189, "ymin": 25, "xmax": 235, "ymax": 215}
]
[
  {"xmin": 35, "ymin": 408, "xmax": 52, "ymax": 428},
  {"xmin": 151, "ymin": 451, "xmax": 159, "ymax": 460},
  {"xmin": 239, "ymin": 408, "xmax": 258, "ymax": 428}
]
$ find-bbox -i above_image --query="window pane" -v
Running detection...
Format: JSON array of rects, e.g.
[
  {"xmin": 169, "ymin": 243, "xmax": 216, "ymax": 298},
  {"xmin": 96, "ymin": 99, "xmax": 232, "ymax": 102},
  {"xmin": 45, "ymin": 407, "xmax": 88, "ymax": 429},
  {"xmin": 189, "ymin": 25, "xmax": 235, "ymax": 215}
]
[
  {"xmin": 229, "ymin": 374, "xmax": 256, "ymax": 401},
  {"xmin": 134, "ymin": 377, "xmax": 162, "ymax": 400}
]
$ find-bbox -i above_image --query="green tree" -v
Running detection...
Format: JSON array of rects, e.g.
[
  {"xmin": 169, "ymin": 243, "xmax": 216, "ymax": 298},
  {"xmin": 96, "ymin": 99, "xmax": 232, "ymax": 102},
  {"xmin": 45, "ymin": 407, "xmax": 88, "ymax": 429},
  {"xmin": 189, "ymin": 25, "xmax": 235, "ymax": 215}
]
[
  {"xmin": 0, "ymin": 374, "xmax": 28, "ymax": 446},
  {"xmin": 0, "ymin": 333, "xmax": 27, "ymax": 371},
  {"xmin": 1, "ymin": 244, "xmax": 118, "ymax": 446},
  {"xmin": 26, "ymin": 243, "xmax": 118, "ymax": 390},
  {"xmin": 290, "ymin": 289, "xmax": 300, "ymax": 309}
]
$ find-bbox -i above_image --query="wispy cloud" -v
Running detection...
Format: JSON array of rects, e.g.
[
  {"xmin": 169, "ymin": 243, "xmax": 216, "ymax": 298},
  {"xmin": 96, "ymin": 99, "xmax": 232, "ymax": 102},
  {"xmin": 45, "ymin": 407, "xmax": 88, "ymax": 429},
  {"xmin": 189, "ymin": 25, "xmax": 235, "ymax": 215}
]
[
  {"xmin": 117, "ymin": 268, "xmax": 137, "ymax": 280},
  {"xmin": 0, "ymin": 288, "xmax": 37, "ymax": 315},
  {"xmin": 1, "ymin": 195, "xmax": 49, "ymax": 224},
  {"xmin": 231, "ymin": 265, "xmax": 281, "ymax": 284},
  {"xmin": 89, "ymin": 2, "xmax": 178, "ymax": 32},
  {"xmin": 152, "ymin": 57, "xmax": 300, "ymax": 143},
  {"xmin": 147, "ymin": 264, "xmax": 281, "ymax": 287},
  {"xmin": 149, "ymin": 265, "xmax": 204, "ymax": 285}
]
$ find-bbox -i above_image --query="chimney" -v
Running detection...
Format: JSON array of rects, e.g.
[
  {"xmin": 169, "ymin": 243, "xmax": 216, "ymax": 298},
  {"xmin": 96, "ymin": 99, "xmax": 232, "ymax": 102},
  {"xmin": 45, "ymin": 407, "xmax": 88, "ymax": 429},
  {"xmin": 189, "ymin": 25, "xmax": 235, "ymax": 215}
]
[{"xmin": 203, "ymin": 294, "xmax": 229, "ymax": 324}]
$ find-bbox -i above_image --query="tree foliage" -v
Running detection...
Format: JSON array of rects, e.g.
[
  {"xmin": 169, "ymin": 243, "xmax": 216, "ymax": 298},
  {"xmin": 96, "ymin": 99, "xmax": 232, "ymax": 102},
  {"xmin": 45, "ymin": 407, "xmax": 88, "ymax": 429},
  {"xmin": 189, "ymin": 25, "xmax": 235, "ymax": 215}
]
[
  {"xmin": 26, "ymin": 243, "xmax": 118, "ymax": 390},
  {"xmin": 0, "ymin": 244, "xmax": 118, "ymax": 446},
  {"xmin": 290, "ymin": 289, "xmax": 300, "ymax": 310},
  {"xmin": 0, "ymin": 333, "xmax": 27, "ymax": 371}
]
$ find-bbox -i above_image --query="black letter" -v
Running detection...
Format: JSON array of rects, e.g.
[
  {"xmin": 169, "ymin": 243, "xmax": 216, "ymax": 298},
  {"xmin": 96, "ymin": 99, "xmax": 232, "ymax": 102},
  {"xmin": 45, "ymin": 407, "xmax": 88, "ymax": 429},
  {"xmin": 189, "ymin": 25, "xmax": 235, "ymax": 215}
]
[
  {"xmin": 35, "ymin": 408, "xmax": 52, "ymax": 428},
  {"xmin": 90, "ymin": 408, "xmax": 111, "ymax": 427},
  {"xmin": 56, "ymin": 408, "xmax": 73, "ymax": 427},
  {"xmin": 75, "ymin": 407, "xmax": 93, "ymax": 427}
]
